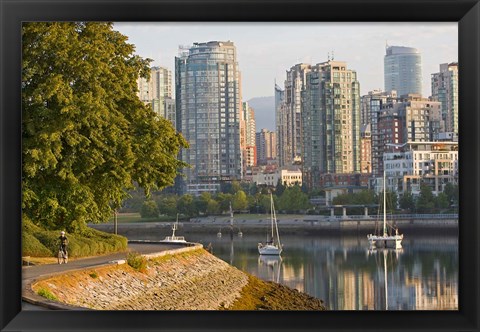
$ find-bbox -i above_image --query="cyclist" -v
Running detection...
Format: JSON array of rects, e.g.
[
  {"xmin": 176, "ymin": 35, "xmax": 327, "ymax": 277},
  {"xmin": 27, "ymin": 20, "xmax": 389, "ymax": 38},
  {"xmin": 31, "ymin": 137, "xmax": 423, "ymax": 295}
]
[{"xmin": 58, "ymin": 231, "xmax": 68, "ymax": 257}]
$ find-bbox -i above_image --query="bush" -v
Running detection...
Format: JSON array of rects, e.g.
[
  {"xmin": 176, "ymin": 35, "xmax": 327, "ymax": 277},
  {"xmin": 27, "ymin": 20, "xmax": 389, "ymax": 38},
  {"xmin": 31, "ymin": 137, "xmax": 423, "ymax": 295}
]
[
  {"xmin": 37, "ymin": 288, "xmax": 57, "ymax": 301},
  {"xmin": 22, "ymin": 217, "xmax": 128, "ymax": 258},
  {"xmin": 22, "ymin": 232, "xmax": 53, "ymax": 257},
  {"xmin": 127, "ymin": 252, "xmax": 147, "ymax": 272}
]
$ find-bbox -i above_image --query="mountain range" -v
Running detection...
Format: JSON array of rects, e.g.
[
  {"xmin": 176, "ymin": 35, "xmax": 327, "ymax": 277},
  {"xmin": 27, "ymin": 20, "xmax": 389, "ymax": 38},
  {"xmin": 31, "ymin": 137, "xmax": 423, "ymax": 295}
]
[{"xmin": 246, "ymin": 96, "xmax": 275, "ymax": 132}]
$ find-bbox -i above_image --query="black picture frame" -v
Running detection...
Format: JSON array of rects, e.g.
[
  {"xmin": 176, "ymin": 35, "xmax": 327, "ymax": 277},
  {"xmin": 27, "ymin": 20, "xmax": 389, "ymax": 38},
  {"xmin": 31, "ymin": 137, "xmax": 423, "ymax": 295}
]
[{"xmin": 1, "ymin": 0, "xmax": 479, "ymax": 331}]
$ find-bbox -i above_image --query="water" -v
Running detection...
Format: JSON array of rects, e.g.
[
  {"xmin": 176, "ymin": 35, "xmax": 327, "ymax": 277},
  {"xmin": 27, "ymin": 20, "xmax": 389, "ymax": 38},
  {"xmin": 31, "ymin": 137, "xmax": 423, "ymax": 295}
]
[{"xmin": 181, "ymin": 232, "xmax": 458, "ymax": 311}]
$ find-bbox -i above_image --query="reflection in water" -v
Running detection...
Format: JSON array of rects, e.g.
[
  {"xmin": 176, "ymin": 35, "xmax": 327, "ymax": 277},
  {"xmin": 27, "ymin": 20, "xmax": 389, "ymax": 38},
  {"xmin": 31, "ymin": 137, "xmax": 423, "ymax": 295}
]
[{"xmin": 139, "ymin": 231, "xmax": 458, "ymax": 310}]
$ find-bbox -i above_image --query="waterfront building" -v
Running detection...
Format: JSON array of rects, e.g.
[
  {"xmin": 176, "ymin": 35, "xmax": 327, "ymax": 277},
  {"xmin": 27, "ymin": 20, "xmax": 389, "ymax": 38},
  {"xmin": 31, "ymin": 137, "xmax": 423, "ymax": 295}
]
[
  {"xmin": 431, "ymin": 62, "xmax": 459, "ymax": 135},
  {"xmin": 252, "ymin": 167, "xmax": 302, "ymax": 187},
  {"xmin": 376, "ymin": 94, "xmax": 443, "ymax": 176},
  {"xmin": 382, "ymin": 141, "xmax": 458, "ymax": 196},
  {"xmin": 361, "ymin": 90, "xmax": 398, "ymax": 177},
  {"xmin": 256, "ymin": 129, "xmax": 277, "ymax": 165},
  {"xmin": 137, "ymin": 66, "xmax": 173, "ymax": 119},
  {"xmin": 175, "ymin": 41, "xmax": 242, "ymax": 195},
  {"xmin": 384, "ymin": 45, "xmax": 422, "ymax": 96},
  {"xmin": 276, "ymin": 64, "xmax": 312, "ymax": 168},
  {"xmin": 302, "ymin": 60, "xmax": 361, "ymax": 189}
]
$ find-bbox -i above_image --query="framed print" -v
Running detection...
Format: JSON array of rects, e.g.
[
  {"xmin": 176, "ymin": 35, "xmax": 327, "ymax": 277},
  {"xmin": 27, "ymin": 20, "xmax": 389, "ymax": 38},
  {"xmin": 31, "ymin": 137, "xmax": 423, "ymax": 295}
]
[{"xmin": 1, "ymin": 0, "xmax": 479, "ymax": 331}]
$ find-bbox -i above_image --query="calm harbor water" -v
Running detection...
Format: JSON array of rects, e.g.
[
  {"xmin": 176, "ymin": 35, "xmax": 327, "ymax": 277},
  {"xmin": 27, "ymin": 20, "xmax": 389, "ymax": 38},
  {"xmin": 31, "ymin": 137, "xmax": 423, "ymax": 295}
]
[{"xmin": 137, "ymin": 230, "xmax": 458, "ymax": 311}]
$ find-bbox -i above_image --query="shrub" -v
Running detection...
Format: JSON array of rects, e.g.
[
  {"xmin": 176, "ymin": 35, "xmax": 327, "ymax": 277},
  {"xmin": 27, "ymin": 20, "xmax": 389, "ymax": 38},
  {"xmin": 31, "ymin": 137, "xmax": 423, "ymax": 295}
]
[
  {"xmin": 127, "ymin": 252, "xmax": 147, "ymax": 272},
  {"xmin": 89, "ymin": 271, "xmax": 98, "ymax": 279},
  {"xmin": 37, "ymin": 288, "xmax": 57, "ymax": 301},
  {"xmin": 22, "ymin": 232, "xmax": 53, "ymax": 257}
]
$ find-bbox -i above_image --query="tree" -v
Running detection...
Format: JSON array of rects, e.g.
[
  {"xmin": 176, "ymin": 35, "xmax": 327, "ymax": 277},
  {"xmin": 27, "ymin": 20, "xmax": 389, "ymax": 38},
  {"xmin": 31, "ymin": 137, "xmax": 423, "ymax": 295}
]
[
  {"xmin": 177, "ymin": 194, "xmax": 196, "ymax": 217},
  {"xmin": 275, "ymin": 179, "xmax": 286, "ymax": 196},
  {"xmin": 216, "ymin": 193, "xmax": 233, "ymax": 213},
  {"xmin": 435, "ymin": 192, "xmax": 450, "ymax": 210},
  {"xmin": 156, "ymin": 195, "xmax": 178, "ymax": 217},
  {"xmin": 416, "ymin": 184, "xmax": 435, "ymax": 213},
  {"xmin": 140, "ymin": 200, "xmax": 159, "ymax": 218},
  {"xmin": 206, "ymin": 199, "xmax": 220, "ymax": 215},
  {"xmin": 278, "ymin": 185, "xmax": 310, "ymax": 213},
  {"xmin": 194, "ymin": 192, "xmax": 211, "ymax": 215},
  {"xmin": 232, "ymin": 190, "xmax": 248, "ymax": 211},
  {"xmin": 399, "ymin": 192, "xmax": 415, "ymax": 212},
  {"xmin": 22, "ymin": 23, "xmax": 188, "ymax": 232}
]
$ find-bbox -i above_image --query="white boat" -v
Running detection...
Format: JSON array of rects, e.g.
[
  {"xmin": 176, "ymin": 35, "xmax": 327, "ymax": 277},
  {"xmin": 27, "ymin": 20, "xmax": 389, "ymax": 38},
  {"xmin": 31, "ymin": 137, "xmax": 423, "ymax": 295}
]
[
  {"xmin": 258, "ymin": 194, "xmax": 282, "ymax": 256},
  {"xmin": 162, "ymin": 214, "xmax": 186, "ymax": 243},
  {"xmin": 367, "ymin": 171, "xmax": 403, "ymax": 249}
]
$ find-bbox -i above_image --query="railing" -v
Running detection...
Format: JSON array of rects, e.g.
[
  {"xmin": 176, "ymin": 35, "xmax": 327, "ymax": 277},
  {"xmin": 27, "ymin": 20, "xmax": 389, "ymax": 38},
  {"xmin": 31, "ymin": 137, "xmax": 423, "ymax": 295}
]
[{"xmin": 311, "ymin": 214, "xmax": 458, "ymax": 220}]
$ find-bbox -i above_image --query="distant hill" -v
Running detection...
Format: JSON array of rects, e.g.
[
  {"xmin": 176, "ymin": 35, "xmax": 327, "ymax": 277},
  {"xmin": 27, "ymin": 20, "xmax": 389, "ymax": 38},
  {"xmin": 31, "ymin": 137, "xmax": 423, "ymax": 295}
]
[{"xmin": 247, "ymin": 96, "xmax": 275, "ymax": 132}]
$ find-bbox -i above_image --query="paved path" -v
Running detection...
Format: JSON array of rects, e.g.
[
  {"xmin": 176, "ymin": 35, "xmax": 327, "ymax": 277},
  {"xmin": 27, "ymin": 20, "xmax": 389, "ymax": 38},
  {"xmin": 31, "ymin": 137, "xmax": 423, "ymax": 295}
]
[{"xmin": 22, "ymin": 241, "xmax": 186, "ymax": 310}]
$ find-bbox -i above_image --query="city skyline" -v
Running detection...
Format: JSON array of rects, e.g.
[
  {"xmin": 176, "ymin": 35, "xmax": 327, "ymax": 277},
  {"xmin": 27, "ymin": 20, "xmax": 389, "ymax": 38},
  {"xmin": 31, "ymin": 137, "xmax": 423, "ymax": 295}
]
[{"xmin": 114, "ymin": 22, "xmax": 458, "ymax": 100}]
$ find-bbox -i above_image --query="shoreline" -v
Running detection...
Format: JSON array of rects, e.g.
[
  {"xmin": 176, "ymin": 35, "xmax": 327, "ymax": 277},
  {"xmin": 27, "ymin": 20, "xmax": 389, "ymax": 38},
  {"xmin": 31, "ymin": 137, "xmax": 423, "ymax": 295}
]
[
  {"xmin": 90, "ymin": 215, "xmax": 458, "ymax": 236},
  {"xmin": 26, "ymin": 247, "xmax": 327, "ymax": 311}
]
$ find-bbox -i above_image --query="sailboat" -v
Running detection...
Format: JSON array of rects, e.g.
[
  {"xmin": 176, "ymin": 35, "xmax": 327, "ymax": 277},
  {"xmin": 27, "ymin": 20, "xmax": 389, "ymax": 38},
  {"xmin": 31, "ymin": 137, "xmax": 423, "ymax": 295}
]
[
  {"xmin": 162, "ymin": 213, "xmax": 186, "ymax": 243},
  {"xmin": 367, "ymin": 171, "xmax": 403, "ymax": 249},
  {"xmin": 258, "ymin": 194, "xmax": 282, "ymax": 255}
]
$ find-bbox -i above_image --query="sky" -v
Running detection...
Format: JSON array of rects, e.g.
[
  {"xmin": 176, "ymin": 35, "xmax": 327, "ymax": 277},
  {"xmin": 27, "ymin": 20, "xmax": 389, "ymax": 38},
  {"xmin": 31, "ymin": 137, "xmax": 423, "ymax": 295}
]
[{"xmin": 114, "ymin": 22, "xmax": 458, "ymax": 101}]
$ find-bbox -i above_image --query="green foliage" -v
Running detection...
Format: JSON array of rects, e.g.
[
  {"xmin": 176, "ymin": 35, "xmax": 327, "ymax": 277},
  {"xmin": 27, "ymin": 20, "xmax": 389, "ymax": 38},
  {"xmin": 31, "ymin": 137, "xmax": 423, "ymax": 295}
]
[
  {"xmin": 177, "ymin": 194, "xmax": 196, "ymax": 217},
  {"xmin": 399, "ymin": 192, "xmax": 415, "ymax": 212},
  {"xmin": 443, "ymin": 183, "xmax": 459, "ymax": 204},
  {"xmin": 278, "ymin": 186, "xmax": 310, "ymax": 213},
  {"xmin": 232, "ymin": 190, "xmax": 248, "ymax": 211},
  {"xmin": 435, "ymin": 192, "xmax": 450, "ymax": 210},
  {"xmin": 275, "ymin": 179, "xmax": 285, "ymax": 196},
  {"xmin": 140, "ymin": 200, "xmax": 159, "ymax": 218},
  {"xmin": 416, "ymin": 184, "xmax": 435, "ymax": 213},
  {"xmin": 22, "ymin": 216, "xmax": 127, "ymax": 258},
  {"xmin": 206, "ymin": 199, "xmax": 220, "ymax": 215},
  {"xmin": 89, "ymin": 271, "xmax": 99, "ymax": 279},
  {"xmin": 156, "ymin": 195, "xmax": 178, "ymax": 216},
  {"xmin": 216, "ymin": 193, "xmax": 233, "ymax": 213},
  {"xmin": 37, "ymin": 288, "xmax": 58, "ymax": 301},
  {"xmin": 22, "ymin": 22, "xmax": 188, "ymax": 232},
  {"xmin": 22, "ymin": 232, "xmax": 52, "ymax": 257},
  {"xmin": 127, "ymin": 252, "xmax": 147, "ymax": 272}
]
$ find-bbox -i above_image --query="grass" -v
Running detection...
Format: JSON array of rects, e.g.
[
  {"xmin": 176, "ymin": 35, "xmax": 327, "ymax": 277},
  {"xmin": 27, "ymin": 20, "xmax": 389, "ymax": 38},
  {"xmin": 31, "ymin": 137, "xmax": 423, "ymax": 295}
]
[
  {"xmin": 37, "ymin": 288, "xmax": 58, "ymax": 301},
  {"xmin": 107, "ymin": 213, "xmax": 177, "ymax": 223}
]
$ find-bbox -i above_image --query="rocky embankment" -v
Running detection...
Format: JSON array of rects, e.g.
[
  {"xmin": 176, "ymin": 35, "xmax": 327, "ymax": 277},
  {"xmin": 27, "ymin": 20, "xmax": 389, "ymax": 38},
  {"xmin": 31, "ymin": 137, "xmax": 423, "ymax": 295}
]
[{"xmin": 31, "ymin": 248, "xmax": 327, "ymax": 310}]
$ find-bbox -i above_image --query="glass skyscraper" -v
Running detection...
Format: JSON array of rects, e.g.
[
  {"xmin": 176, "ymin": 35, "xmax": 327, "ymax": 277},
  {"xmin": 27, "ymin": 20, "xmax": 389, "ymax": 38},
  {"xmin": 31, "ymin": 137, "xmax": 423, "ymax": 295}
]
[
  {"xmin": 175, "ymin": 41, "xmax": 242, "ymax": 195},
  {"xmin": 384, "ymin": 46, "xmax": 422, "ymax": 96}
]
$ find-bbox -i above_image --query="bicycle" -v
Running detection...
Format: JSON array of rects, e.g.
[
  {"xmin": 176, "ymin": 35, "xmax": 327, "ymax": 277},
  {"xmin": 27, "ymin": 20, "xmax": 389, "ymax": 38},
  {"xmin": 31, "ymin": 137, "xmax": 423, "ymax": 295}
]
[{"xmin": 57, "ymin": 247, "xmax": 68, "ymax": 264}]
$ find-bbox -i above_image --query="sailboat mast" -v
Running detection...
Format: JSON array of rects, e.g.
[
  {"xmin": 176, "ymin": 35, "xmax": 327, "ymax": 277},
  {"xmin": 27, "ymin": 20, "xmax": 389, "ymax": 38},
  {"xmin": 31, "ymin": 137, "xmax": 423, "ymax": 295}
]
[
  {"xmin": 383, "ymin": 170, "xmax": 387, "ymax": 237},
  {"xmin": 230, "ymin": 201, "xmax": 234, "ymax": 227},
  {"xmin": 272, "ymin": 195, "xmax": 281, "ymax": 248},
  {"xmin": 384, "ymin": 250, "xmax": 388, "ymax": 310},
  {"xmin": 270, "ymin": 194, "xmax": 275, "ymax": 242}
]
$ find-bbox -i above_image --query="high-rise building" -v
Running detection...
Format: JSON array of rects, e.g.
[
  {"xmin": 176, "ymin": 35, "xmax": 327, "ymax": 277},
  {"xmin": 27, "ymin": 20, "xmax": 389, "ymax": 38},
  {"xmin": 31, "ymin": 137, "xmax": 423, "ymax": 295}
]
[
  {"xmin": 384, "ymin": 46, "xmax": 422, "ymax": 96},
  {"xmin": 361, "ymin": 90, "xmax": 398, "ymax": 177},
  {"xmin": 275, "ymin": 84, "xmax": 288, "ymax": 167},
  {"xmin": 175, "ymin": 41, "xmax": 242, "ymax": 195},
  {"xmin": 376, "ymin": 94, "xmax": 443, "ymax": 175},
  {"xmin": 431, "ymin": 62, "xmax": 459, "ymax": 135},
  {"xmin": 302, "ymin": 60, "xmax": 361, "ymax": 189},
  {"xmin": 276, "ymin": 64, "xmax": 312, "ymax": 168},
  {"xmin": 360, "ymin": 124, "xmax": 372, "ymax": 174},
  {"xmin": 242, "ymin": 102, "xmax": 257, "ymax": 169},
  {"xmin": 137, "ymin": 66, "xmax": 173, "ymax": 119},
  {"xmin": 256, "ymin": 129, "xmax": 277, "ymax": 165}
]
